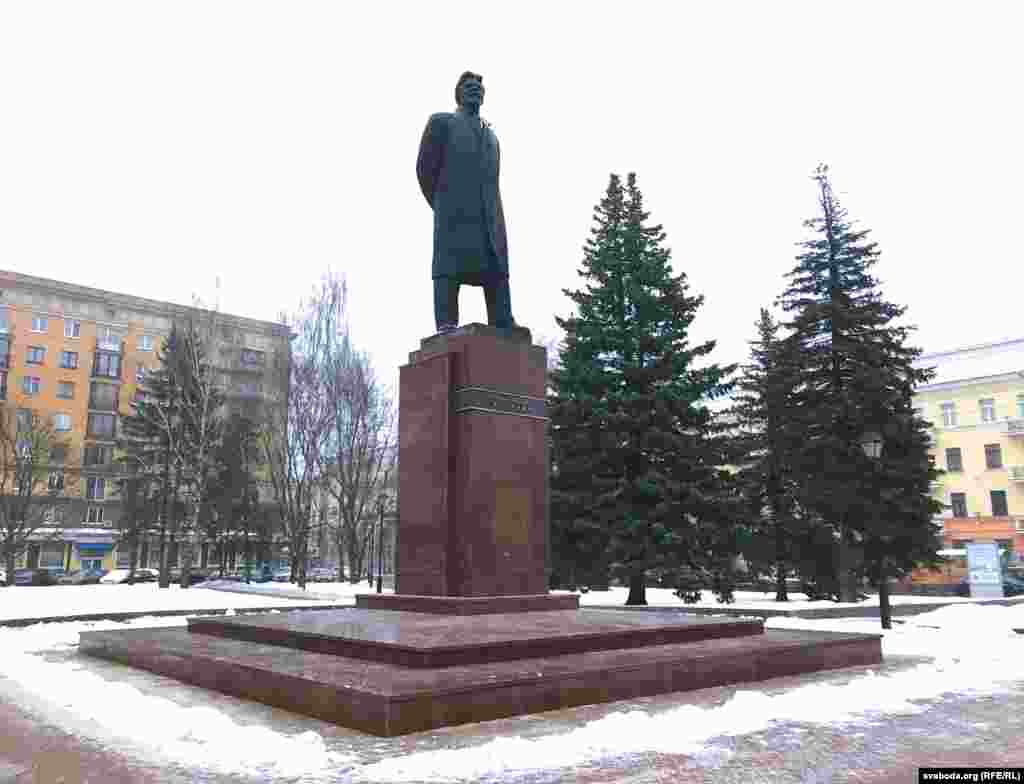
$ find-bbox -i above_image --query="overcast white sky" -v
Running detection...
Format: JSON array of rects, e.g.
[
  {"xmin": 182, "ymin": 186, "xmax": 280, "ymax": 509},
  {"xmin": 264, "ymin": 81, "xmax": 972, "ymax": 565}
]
[{"xmin": 2, "ymin": 2, "xmax": 1021, "ymax": 394}]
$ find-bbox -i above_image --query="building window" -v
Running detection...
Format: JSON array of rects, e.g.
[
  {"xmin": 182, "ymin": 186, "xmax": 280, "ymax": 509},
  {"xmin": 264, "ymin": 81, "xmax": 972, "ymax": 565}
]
[
  {"xmin": 64, "ymin": 319, "xmax": 81, "ymax": 339},
  {"xmin": 26, "ymin": 346, "xmax": 45, "ymax": 365},
  {"xmin": 22, "ymin": 376, "xmax": 40, "ymax": 396},
  {"xmin": 48, "ymin": 471, "xmax": 64, "ymax": 491},
  {"xmin": 53, "ymin": 413, "xmax": 71, "ymax": 431},
  {"xmin": 940, "ymin": 402, "xmax": 957, "ymax": 427},
  {"xmin": 984, "ymin": 443, "xmax": 1003, "ymax": 469},
  {"xmin": 950, "ymin": 492, "xmax": 967, "ymax": 518},
  {"xmin": 0, "ymin": 371, "xmax": 6, "ymax": 401},
  {"xmin": 138, "ymin": 334, "xmax": 154, "ymax": 351},
  {"xmin": 89, "ymin": 382, "xmax": 118, "ymax": 411},
  {"xmin": 136, "ymin": 365, "xmax": 146, "ymax": 384},
  {"xmin": 57, "ymin": 381, "xmax": 74, "ymax": 399},
  {"xmin": 979, "ymin": 398, "xmax": 996, "ymax": 423},
  {"xmin": 50, "ymin": 446, "xmax": 67, "ymax": 464},
  {"xmin": 991, "ymin": 490, "xmax": 1009, "ymax": 517},
  {"xmin": 39, "ymin": 543, "xmax": 64, "ymax": 568},
  {"xmin": 31, "ymin": 316, "xmax": 48, "ymax": 333},
  {"xmin": 97, "ymin": 326, "xmax": 122, "ymax": 351},
  {"xmin": 237, "ymin": 380, "xmax": 261, "ymax": 398},
  {"xmin": 945, "ymin": 448, "xmax": 962, "ymax": 472},
  {"xmin": 86, "ymin": 477, "xmax": 106, "ymax": 501},
  {"xmin": 93, "ymin": 352, "xmax": 121, "ymax": 379},
  {"xmin": 1018, "ymin": 394, "xmax": 1024, "ymax": 419},
  {"xmin": 86, "ymin": 506, "xmax": 104, "ymax": 524},
  {"xmin": 59, "ymin": 351, "xmax": 78, "ymax": 369},
  {"xmin": 87, "ymin": 412, "xmax": 116, "ymax": 439},
  {"xmin": 0, "ymin": 337, "xmax": 9, "ymax": 368},
  {"xmin": 240, "ymin": 349, "xmax": 265, "ymax": 368},
  {"xmin": 0, "ymin": 309, "xmax": 8, "ymax": 333}
]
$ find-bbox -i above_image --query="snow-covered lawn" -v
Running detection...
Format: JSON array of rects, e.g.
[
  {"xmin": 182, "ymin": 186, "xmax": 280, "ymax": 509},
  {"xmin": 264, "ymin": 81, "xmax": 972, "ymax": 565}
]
[
  {"xmin": 0, "ymin": 582, "xmax": 338, "ymax": 622},
  {"xmin": 0, "ymin": 596, "xmax": 1021, "ymax": 782},
  {"xmin": 215, "ymin": 579, "xmax": 1016, "ymax": 611}
]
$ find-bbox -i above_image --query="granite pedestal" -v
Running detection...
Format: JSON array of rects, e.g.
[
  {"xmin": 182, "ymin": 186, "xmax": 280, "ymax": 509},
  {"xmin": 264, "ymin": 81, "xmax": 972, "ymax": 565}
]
[
  {"xmin": 79, "ymin": 326, "xmax": 882, "ymax": 735},
  {"xmin": 79, "ymin": 606, "xmax": 881, "ymax": 736}
]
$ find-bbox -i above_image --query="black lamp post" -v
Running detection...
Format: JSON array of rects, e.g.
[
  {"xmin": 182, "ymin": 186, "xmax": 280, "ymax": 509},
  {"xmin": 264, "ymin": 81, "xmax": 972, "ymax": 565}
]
[{"xmin": 860, "ymin": 430, "xmax": 891, "ymax": 629}]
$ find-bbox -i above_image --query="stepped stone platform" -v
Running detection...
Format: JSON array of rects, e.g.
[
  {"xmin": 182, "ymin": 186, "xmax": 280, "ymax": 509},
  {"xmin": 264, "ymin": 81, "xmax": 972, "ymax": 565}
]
[{"xmin": 79, "ymin": 602, "xmax": 881, "ymax": 736}]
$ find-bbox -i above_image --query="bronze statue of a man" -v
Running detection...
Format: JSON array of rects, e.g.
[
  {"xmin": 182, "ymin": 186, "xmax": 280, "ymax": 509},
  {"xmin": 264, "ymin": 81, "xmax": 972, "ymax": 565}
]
[{"xmin": 416, "ymin": 71, "xmax": 516, "ymax": 333}]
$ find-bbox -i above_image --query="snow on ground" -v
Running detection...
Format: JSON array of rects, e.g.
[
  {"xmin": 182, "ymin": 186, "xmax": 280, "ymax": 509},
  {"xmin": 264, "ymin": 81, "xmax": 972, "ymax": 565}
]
[
  {"xmin": 0, "ymin": 593, "xmax": 1021, "ymax": 782},
  {"xmin": 0, "ymin": 582, "xmax": 337, "ymax": 622},
  {"xmin": 216, "ymin": 580, "xmax": 1015, "ymax": 610},
  {"xmin": 0, "ymin": 615, "xmax": 354, "ymax": 781}
]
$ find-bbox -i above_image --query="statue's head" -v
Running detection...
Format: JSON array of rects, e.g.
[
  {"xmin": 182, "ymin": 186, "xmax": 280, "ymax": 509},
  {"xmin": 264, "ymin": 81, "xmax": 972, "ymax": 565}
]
[{"xmin": 455, "ymin": 71, "xmax": 484, "ymax": 110}]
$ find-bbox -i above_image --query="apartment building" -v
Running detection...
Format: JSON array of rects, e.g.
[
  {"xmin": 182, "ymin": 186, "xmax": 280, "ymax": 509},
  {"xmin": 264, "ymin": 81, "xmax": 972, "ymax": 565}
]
[
  {"xmin": 912, "ymin": 337, "xmax": 1024, "ymax": 572},
  {"xmin": 0, "ymin": 269, "xmax": 291, "ymax": 574}
]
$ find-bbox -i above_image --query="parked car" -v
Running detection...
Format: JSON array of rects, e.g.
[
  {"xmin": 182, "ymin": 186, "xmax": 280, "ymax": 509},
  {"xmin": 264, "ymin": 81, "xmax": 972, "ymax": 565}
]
[
  {"xmin": 955, "ymin": 575, "xmax": 1024, "ymax": 597},
  {"xmin": 14, "ymin": 568, "xmax": 62, "ymax": 586},
  {"xmin": 168, "ymin": 567, "xmax": 216, "ymax": 586},
  {"xmin": 100, "ymin": 568, "xmax": 159, "ymax": 584},
  {"xmin": 57, "ymin": 569, "xmax": 107, "ymax": 585},
  {"xmin": 309, "ymin": 567, "xmax": 337, "ymax": 583},
  {"xmin": 273, "ymin": 568, "xmax": 293, "ymax": 583}
]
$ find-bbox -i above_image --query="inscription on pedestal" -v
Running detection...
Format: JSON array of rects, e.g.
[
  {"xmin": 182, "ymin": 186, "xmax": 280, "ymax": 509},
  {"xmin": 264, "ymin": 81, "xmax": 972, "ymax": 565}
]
[
  {"xmin": 454, "ymin": 386, "xmax": 547, "ymax": 420},
  {"xmin": 495, "ymin": 484, "xmax": 531, "ymax": 555}
]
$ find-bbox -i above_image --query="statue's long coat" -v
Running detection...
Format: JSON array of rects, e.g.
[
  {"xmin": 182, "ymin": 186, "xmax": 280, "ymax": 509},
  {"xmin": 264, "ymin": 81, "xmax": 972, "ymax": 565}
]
[{"xmin": 416, "ymin": 110, "xmax": 508, "ymax": 284}]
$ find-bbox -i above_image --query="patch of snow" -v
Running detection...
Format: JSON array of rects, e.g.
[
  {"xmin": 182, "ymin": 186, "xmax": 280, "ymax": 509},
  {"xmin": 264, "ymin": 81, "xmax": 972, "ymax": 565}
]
[
  {"xmin": 0, "ymin": 582, "xmax": 337, "ymax": 623},
  {"xmin": 0, "ymin": 617, "xmax": 354, "ymax": 779},
  {"xmin": 357, "ymin": 604, "xmax": 1024, "ymax": 783},
  {"xmin": 0, "ymin": 596, "xmax": 1020, "ymax": 783}
]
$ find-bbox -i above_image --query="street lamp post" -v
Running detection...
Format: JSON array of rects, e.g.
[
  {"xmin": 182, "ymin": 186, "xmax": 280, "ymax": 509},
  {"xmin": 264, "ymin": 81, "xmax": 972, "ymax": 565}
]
[
  {"xmin": 860, "ymin": 430, "xmax": 891, "ymax": 630},
  {"xmin": 376, "ymin": 494, "xmax": 386, "ymax": 594}
]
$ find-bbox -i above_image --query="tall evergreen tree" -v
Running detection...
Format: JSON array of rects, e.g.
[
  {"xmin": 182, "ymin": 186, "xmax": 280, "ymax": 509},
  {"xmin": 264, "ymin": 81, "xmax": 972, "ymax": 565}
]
[
  {"xmin": 550, "ymin": 172, "xmax": 737, "ymax": 606},
  {"xmin": 120, "ymin": 326, "xmax": 184, "ymax": 588},
  {"xmin": 775, "ymin": 165, "xmax": 944, "ymax": 617},
  {"xmin": 728, "ymin": 308, "xmax": 804, "ymax": 601}
]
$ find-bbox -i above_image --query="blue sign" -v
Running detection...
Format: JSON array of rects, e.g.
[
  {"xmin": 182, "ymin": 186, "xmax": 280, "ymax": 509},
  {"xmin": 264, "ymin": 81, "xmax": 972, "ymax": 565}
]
[{"xmin": 966, "ymin": 542, "xmax": 1004, "ymax": 599}]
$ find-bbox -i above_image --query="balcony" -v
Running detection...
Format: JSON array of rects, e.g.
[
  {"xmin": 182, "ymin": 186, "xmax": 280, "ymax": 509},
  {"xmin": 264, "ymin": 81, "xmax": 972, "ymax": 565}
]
[
  {"xmin": 92, "ymin": 352, "xmax": 123, "ymax": 381},
  {"xmin": 1009, "ymin": 466, "xmax": 1024, "ymax": 482},
  {"xmin": 88, "ymin": 388, "xmax": 120, "ymax": 413},
  {"xmin": 1008, "ymin": 419, "xmax": 1024, "ymax": 437},
  {"xmin": 96, "ymin": 335, "xmax": 124, "ymax": 353}
]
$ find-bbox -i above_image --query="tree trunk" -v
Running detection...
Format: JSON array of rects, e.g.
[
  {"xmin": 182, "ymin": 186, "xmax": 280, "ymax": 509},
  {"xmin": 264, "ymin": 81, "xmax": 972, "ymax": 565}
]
[
  {"xmin": 775, "ymin": 561, "xmax": 788, "ymax": 602},
  {"xmin": 158, "ymin": 524, "xmax": 169, "ymax": 589},
  {"xmin": 243, "ymin": 534, "xmax": 252, "ymax": 584},
  {"xmin": 878, "ymin": 558, "xmax": 892, "ymax": 630},
  {"xmin": 773, "ymin": 497, "xmax": 788, "ymax": 601},
  {"xmin": 129, "ymin": 538, "xmax": 138, "ymax": 579},
  {"xmin": 625, "ymin": 571, "xmax": 647, "ymax": 606}
]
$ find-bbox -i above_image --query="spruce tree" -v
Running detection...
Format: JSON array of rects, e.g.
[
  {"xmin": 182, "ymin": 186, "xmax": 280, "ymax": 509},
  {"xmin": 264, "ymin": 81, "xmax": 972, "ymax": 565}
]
[
  {"xmin": 775, "ymin": 165, "xmax": 943, "ymax": 617},
  {"xmin": 120, "ymin": 326, "xmax": 184, "ymax": 588},
  {"xmin": 729, "ymin": 308, "xmax": 803, "ymax": 601},
  {"xmin": 550, "ymin": 172, "xmax": 737, "ymax": 606}
]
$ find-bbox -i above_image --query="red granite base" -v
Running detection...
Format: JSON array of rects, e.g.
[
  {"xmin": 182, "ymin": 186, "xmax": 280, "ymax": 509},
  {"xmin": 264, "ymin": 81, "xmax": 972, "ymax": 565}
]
[
  {"xmin": 354, "ymin": 593, "xmax": 580, "ymax": 614},
  {"xmin": 80, "ymin": 617, "xmax": 881, "ymax": 737},
  {"xmin": 186, "ymin": 608, "xmax": 764, "ymax": 668}
]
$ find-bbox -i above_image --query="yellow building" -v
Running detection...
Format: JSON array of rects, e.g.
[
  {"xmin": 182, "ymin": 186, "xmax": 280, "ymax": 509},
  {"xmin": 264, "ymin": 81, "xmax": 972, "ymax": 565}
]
[
  {"xmin": 912, "ymin": 337, "xmax": 1024, "ymax": 571},
  {"xmin": 0, "ymin": 269, "xmax": 290, "ymax": 575}
]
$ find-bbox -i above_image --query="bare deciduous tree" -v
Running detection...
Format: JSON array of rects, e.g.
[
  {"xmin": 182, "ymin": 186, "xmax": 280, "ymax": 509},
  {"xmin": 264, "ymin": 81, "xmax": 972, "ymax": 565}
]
[
  {"xmin": 259, "ymin": 277, "xmax": 337, "ymax": 589},
  {"xmin": 0, "ymin": 405, "xmax": 79, "ymax": 584},
  {"xmin": 321, "ymin": 337, "xmax": 396, "ymax": 584}
]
